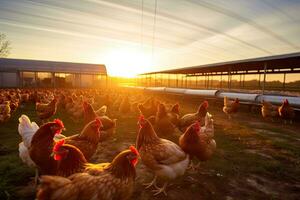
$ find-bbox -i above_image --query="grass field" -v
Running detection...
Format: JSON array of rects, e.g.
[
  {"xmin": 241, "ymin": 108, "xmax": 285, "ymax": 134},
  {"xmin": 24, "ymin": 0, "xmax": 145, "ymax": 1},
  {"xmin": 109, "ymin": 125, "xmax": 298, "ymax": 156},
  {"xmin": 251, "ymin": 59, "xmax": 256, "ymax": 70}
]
[{"xmin": 0, "ymin": 93, "xmax": 300, "ymax": 200}]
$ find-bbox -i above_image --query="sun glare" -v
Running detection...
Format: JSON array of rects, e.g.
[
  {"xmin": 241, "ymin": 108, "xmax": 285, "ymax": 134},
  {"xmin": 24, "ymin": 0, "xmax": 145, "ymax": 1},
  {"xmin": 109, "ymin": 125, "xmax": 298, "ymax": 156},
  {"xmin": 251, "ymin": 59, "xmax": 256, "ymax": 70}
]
[{"xmin": 103, "ymin": 48, "xmax": 152, "ymax": 78}]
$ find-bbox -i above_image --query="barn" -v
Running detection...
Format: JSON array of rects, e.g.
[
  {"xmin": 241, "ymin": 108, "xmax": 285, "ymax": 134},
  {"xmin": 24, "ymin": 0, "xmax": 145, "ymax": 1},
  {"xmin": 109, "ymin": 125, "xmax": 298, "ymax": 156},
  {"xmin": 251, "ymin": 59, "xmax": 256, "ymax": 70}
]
[{"xmin": 0, "ymin": 58, "xmax": 107, "ymax": 88}]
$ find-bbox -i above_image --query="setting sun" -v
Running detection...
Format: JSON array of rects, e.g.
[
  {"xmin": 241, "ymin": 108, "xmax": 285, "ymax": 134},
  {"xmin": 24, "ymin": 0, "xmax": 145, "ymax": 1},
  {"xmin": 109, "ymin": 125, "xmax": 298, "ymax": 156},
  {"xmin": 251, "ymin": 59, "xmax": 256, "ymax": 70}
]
[{"xmin": 103, "ymin": 47, "xmax": 152, "ymax": 78}]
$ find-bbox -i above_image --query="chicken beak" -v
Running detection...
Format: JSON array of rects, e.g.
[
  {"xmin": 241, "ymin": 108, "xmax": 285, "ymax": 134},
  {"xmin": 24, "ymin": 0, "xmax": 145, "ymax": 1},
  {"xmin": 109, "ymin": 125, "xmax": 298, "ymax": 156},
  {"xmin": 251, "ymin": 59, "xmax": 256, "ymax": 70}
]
[{"xmin": 53, "ymin": 134, "xmax": 66, "ymax": 142}]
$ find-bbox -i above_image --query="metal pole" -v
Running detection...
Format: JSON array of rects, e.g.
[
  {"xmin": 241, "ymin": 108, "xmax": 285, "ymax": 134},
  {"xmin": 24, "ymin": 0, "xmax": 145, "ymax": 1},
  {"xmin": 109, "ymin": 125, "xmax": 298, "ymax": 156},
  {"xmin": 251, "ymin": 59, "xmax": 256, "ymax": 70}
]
[
  {"xmin": 283, "ymin": 73, "xmax": 286, "ymax": 91},
  {"xmin": 185, "ymin": 75, "xmax": 188, "ymax": 88},
  {"xmin": 35, "ymin": 72, "xmax": 38, "ymax": 87},
  {"xmin": 258, "ymin": 72, "xmax": 261, "ymax": 88},
  {"xmin": 262, "ymin": 63, "xmax": 267, "ymax": 95},
  {"xmin": 228, "ymin": 70, "xmax": 231, "ymax": 89},
  {"xmin": 220, "ymin": 73, "xmax": 222, "ymax": 88},
  {"xmin": 239, "ymin": 74, "xmax": 242, "ymax": 88}
]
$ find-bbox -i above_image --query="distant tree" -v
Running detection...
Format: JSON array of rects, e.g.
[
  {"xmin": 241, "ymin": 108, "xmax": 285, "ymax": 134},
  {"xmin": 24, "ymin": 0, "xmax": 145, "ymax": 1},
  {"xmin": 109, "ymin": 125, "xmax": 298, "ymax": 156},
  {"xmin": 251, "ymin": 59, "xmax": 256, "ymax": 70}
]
[{"xmin": 0, "ymin": 33, "xmax": 11, "ymax": 58}]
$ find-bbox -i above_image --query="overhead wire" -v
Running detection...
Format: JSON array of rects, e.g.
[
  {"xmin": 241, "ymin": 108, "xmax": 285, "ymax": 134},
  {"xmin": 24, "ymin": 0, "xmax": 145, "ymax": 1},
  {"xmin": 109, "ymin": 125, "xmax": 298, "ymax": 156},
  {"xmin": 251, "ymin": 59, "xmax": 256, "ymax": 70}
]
[{"xmin": 151, "ymin": 0, "xmax": 158, "ymax": 65}]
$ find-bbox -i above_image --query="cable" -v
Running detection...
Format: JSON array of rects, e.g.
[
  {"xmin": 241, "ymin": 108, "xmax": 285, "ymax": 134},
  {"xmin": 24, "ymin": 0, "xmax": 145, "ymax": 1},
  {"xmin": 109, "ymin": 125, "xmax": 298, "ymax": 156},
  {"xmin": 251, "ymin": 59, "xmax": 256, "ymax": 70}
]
[
  {"xmin": 151, "ymin": 0, "xmax": 158, "ymax": 65},
  {"xmin": 140, "ymin": 0, "xmax": 144, "ymax": 50}
]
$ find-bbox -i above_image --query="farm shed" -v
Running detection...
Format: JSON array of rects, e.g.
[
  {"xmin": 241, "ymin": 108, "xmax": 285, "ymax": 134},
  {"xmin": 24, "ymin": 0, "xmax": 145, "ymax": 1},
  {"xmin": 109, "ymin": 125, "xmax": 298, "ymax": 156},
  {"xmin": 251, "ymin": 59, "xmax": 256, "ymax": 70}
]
[{"xmin": 0, "ymin": 58, "xmax": 107, "ymax": 88}]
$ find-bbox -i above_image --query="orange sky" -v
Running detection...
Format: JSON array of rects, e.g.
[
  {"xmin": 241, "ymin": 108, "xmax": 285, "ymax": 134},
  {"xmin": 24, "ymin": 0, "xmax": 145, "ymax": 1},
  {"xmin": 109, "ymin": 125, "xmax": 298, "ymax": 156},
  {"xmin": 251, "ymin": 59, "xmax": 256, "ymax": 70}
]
[{"xmin": 1, "ymin": 0, "xmax": 300, "ymax": 78}]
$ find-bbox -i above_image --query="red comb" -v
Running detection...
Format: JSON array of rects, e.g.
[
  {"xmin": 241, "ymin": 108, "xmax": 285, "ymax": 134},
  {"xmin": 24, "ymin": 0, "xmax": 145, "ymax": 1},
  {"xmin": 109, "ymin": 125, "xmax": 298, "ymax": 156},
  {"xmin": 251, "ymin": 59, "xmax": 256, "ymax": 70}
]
[
  {"xmin": 203, "ymin": 101, "xmax": 209, "ymax": 108},
  {"xmin": 54, "ymin": 119, "xmax": 64, "ymax": 128},
  {"xmin": 53, "ymin": 139, "xmax": 65, "ymax": 152},
  {"xmin": 139, "ymin": 115, "xmax": 145, "ymax": 121},
  {"xmin": 129, "ymin": 145, "xmax": 139, "ymax": 156}
]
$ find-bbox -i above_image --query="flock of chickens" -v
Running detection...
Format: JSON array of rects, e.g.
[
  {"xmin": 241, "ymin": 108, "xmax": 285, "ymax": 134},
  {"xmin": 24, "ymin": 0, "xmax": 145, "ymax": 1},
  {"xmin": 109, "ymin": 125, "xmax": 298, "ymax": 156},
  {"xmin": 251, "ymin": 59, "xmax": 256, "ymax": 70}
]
[{"xmin": 0, "ymin": 88, "xmax": 296, "ymax": 200}]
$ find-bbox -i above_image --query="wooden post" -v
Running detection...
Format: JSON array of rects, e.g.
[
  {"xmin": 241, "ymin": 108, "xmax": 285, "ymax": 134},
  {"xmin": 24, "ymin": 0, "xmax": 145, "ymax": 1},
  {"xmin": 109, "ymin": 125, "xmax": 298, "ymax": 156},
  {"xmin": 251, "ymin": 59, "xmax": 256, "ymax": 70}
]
[{"xmin": 176, "ymin": 74, "xmax": 178, "ymax": 88}]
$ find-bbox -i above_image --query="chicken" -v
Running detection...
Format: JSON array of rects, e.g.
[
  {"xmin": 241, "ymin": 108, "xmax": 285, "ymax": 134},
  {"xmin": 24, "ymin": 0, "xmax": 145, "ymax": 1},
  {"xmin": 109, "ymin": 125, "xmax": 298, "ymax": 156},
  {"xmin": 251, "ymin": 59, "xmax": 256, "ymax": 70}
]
[
  {"xmin": 83, "ymin": 101, "xmax": 117, "ymax": 141},
  {"xmin": 36, "ymin": 98, "xmax": 58, "ymax": 123},
  {"xmin": 136, "ymin": 115, "xmax": 189, "ymax": 196},
  {"xmin": 36, "ymin": 146, "xmax": 139, "ymax": 200},
  {"xmin": 50, "ymin": 139, "xmax": 87, "ymax": 177},
  {"xmin": 119, "ymin": 96, "xmax": 131, "ymax": 114},
  {"xmin": 179, "ymin": 100, "xmax": 208, "ymax": 132},
  {"xmin": 20, "ymin": 93, "xmax": 30, "ymax": 103},
  {"xmin": 61, "ymin": 118, "xmax": 103, "ymax": 160},
  {"xmin": 69, "ymin": 95, "xmax": 84, "ymax": 122},
  {"xmin": 0, "ymin": 101, "xmax": 11, "ymax": 123},
  {"xmin": 18, "ymin": 115, "xmax": 40, "ymax": 174},
  {"xmin": 278, "ymin": 99, "xmax": 295, "ymax": 124},
  {"xmin": 223, "ymin": 96, "xmax": 239, "ymax": 119},
  {"xmin": 154, "ymin": 103, "xmax": 176, "ymax": 137},
  {"xmin": 98, "ymin": 116, "xmax": 117, "ymax": 141},
  {"xmin": 83, "ymin": 101, "xmax": 98, "ymax": 125},
  {"xmin": 138, "ymin": 98, "xmax": 158, "ymax": 118},
  {"xmin": 167, "ymin": 103, "xmax": 180, "ymax": 126},
  {"xmin": 29, "ymin": 119, "xmax": 65, "ymax": 175},
  {"xmin": 179, "ymin": 112, "xmax": 216, "ymax": 169},
  {"xmin": 261, "ymin": 100, "xmax": 279, "ymax": 121}
]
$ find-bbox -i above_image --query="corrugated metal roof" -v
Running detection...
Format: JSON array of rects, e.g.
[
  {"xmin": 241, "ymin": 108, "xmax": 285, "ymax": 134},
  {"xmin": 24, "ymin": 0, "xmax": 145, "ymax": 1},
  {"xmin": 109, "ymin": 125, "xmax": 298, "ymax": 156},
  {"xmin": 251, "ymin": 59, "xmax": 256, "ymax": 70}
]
[
  {"xmin": 0, "ymin": 58, "xmax": 107, "ymax": 75},
  {"xmin": 141, "ymin": 52, "xmax": 300, "ymax": 75}
]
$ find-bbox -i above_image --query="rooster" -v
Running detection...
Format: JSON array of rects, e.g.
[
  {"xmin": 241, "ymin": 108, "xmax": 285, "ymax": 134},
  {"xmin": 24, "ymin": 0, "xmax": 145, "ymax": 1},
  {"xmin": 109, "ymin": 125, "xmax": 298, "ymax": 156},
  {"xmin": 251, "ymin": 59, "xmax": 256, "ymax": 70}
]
[
  {"xmin": 261, "ymin": 100, "xmax": 279, "ymax": 121},
  {"xmin": 278, "ymin": 99, "xmax": 295, "ymax": 124},
  {"xmin": 36, "ymin": 146, "xmax": 139, "ymax": 200},
  {"xmin": 29, "ymin": 118, "xmax": 65, "ymax": 175},
  {"xmin": 136, "ymin": 115, "xmax": 189, "ymax": 196},
  {"xmin": 179, "ymin": 100, "xmax": 208, "ymax": 132},
  {"xmin": 223, "ymin": 96, "xmax": 239, "ymax": 119},
  {"xmin": 18, "ymin": 115, "xmax": 65, "ymax": 184},
  {"xmin": 179, "ymin": 112, "xmax": 216, "ymax": 170},
  {"xmin": 36, "ymin": 98, "xmax": 58, "ymax": 123}
]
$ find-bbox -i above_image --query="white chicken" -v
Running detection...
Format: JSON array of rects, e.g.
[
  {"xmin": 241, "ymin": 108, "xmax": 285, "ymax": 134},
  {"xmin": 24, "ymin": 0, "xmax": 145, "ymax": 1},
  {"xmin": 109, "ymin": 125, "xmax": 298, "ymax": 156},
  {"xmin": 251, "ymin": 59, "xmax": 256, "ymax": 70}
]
[{"xmin": 18, "ymin": 115, "xmax": 39, "ymax": 182}]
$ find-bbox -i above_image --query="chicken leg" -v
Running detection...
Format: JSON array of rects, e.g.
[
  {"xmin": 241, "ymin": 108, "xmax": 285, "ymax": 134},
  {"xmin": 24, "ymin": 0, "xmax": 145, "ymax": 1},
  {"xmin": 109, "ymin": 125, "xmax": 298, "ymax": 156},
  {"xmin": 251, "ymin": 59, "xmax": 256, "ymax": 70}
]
[
  {"xmin": 152, "ymin": 182, "xmax": 168, "ymax": 196},
  {"xmin": 33, "ymin": 169, "xmax": 39, "ymax": 187},
  {"xmin": 188, "ymin": 160, "xmax": 200, "ymax": 171},
  {"xmin": 143, "ymin": 175, "xmax": 157, "ymax": 189}
]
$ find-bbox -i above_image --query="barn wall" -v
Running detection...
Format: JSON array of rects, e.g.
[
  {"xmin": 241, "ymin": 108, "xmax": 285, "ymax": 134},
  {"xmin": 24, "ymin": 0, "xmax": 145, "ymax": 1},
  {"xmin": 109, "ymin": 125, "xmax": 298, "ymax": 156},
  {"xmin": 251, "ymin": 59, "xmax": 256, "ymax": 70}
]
[{"xmin": 0, "ymin": 72, "xmax": 18, "ymax": 87}]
